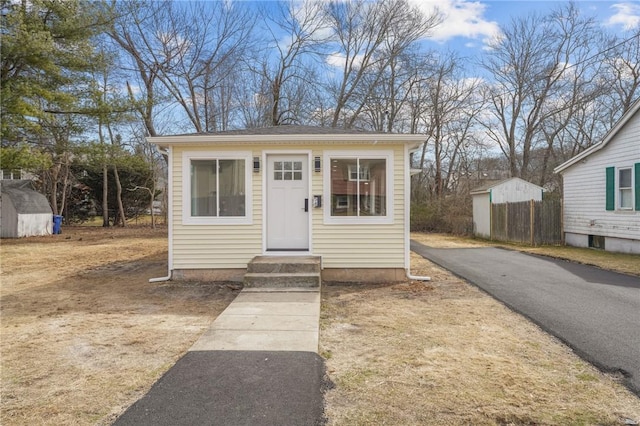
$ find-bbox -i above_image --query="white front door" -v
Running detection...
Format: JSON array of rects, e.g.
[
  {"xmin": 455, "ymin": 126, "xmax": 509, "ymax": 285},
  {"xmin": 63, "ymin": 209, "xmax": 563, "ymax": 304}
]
[{"xmin": 266, "ymin": 155, "xmax": 309, "ymax": 251}]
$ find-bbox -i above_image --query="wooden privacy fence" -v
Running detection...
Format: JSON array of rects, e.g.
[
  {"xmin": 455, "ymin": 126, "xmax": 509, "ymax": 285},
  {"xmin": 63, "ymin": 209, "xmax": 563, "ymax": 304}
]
[{"xmin": 491, "ymin": 199, "xmax": 562, "ymax": 245}]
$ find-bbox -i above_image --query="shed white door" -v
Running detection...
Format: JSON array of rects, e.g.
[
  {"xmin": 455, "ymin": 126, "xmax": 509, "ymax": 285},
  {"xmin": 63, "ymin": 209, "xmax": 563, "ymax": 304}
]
[{"xmin": 266, "ymin": 155, "xmax": 309, "ymax": 250}]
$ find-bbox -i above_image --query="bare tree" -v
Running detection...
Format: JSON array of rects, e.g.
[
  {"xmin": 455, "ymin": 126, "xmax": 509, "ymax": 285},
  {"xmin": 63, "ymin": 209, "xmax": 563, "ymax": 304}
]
[
  {"xmin": 479, "ymin": 3, "xmax": 604, "ymax": 181},
  {"xmin": 324, "ymin": 0, "xmax": 441, "ymax": 128},
  {"xmin": 534, "ymin": 5, "xmax": 607, "ymax": 187},
  {"xmin": 416, "ymin": 52, "xmax": 483, "ymax": 199},
  {"xmin": 359, "ymin": 49, "xmax": 435, "ymax": 133},
  {"xmin": 602, "ymin": 27, "xmax": 640, "ymax": 116},
  {"xmin": 89, "ymin": 49, "xmax": 135, "ymax": 227},
  {"xmin": 109, "ymin": 0, "xmax": 164, "ymax": 137},
  {"xmin": 109, "ymin": 1, "xmax": 254, "ymax": 134},
  {"xmin": 38, "ymin": 114, "xmax": 78, "ymax": 218},
  {"xmin": 248, "ymin": 0, "xmax": 328, "ymax": 126}
]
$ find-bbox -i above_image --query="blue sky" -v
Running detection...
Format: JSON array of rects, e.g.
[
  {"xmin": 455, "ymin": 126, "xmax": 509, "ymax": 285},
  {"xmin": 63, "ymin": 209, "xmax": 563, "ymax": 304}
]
[
  {"xmin": 259, "ymin": 0, "xmax": 640, "ymax": 76},
  {"xmin": 414, "ymin": 0, "xmax": 639, "ymax": 53}
]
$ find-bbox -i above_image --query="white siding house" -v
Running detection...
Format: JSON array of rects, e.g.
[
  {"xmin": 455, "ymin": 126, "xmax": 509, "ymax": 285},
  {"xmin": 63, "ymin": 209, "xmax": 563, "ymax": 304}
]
[
  {"xmin": 470, "ymin": 177, "xmax": 544, "ymax": 238},
  {"xmin": 149, "ymin": 126, "xmax": 425, "ymax": 282},
  {"xmin": 554, "ymin": 100, "xmax": 640, "ymax": 254}
]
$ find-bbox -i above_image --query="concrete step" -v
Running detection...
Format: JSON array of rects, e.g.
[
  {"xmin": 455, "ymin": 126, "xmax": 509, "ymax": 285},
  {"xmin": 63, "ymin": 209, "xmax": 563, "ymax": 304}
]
[
  {"xmin": 247, "ymin": 256, "xmax": 321, "ymax": 274},
  {"xmin": 243, "ymin": 272, "xmax": 321, "ymax": 288}
]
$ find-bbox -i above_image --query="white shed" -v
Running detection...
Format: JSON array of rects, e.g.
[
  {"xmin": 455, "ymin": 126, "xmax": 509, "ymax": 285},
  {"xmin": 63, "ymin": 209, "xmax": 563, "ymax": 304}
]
[
  {"xmin": 1, "ymin": 180, "xmax": 53, "ymax": 238},
  {"xmin": 471, "ymin": 177, "xmax": 544, "ymax": 238},
  {"xmin": 554, "ymin": 99, "xmax": 640, "ymax": 254}
]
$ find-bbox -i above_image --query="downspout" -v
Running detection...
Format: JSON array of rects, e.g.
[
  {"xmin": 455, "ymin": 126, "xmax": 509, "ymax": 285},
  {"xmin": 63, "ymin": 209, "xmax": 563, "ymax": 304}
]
[
  {"xmin": 407, "ymin": 271, "xmax": 431, "ymax": 281},
  {"xmin": 406, "ymin": 142, "xmax": 431, "ymax": 282},
  {"xmin": 150, "ymin": 146, "xmax": 173, "ymax": 283},
  {"xmin": 149, "ymin": 273, "xmax": 172, "ymax": 283}
]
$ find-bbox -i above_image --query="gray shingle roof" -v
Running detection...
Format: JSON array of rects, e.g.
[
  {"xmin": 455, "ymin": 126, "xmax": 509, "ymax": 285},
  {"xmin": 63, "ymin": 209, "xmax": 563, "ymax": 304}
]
[
  {"xmin": 167, "ymin": 125, "xmax": 385, "ymax": 137},
  {"xmin": 1, "ymin": 180, "xmax": 52, "ymax": 214}
]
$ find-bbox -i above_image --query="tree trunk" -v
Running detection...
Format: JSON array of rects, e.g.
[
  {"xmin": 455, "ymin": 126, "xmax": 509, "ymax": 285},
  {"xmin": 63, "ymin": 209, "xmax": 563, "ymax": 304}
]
[
  {"xmin": 114, "ymin": 165, "xmax": 126, "ymax": 227},
  {"xmin": 50, "ymin": 163, "xmax": 59, "ymax": 216},
  {"xmin": 102, "ymin": 162, "xmax": 109, "ymax": 227},
  {"xmin": 58, "ymin": 155, "xmax": 70, "ymax": 218}
]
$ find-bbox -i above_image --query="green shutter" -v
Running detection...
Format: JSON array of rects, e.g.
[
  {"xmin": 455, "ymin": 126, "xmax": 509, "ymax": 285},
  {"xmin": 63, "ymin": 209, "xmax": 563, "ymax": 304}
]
[
  {"xmin": 606, "ymin": 166, "xmax": 615, "ymax": 211},
  {"xmin": 635, "ymin": 163, "xmax": 640, "ymax": 211}
]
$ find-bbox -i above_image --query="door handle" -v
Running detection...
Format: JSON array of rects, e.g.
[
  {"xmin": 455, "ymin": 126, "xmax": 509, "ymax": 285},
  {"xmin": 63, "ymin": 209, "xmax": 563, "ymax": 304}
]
[{"xmin": 304, "ymin": 198, "xmax": 309, "ymax": 212}]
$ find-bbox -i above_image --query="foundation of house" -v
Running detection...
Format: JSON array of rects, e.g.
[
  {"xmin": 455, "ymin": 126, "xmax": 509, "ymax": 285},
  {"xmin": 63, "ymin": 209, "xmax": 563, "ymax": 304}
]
[
  {"xmin": 171, "ymin": 268, "xmax": 245, "ymax": 282},
  {"xmin": 170, "ymin": 262, "xmax": 407, "ymax": 286},
  {"xmin": 321, "ymin": 267, "xmax": 407, "ymax": 284}
]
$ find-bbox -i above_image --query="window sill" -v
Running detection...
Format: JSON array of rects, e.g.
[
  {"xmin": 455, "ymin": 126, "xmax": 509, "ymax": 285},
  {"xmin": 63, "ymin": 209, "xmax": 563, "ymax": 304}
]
[
  {"xmin": 323, "ymin": 216, "xmax": 393, "ymax": 225},
  {"xmin": 183, "ymin": 217, "xmax": 253, "ymax": 225}
]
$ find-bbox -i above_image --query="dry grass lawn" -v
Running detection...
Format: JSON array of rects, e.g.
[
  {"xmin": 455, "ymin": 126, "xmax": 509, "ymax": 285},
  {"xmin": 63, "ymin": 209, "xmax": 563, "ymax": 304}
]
[
  {"xmin": 321, "ymin": 234, "xmax": 640, "ymax": 425},
  {"xmin": 2, "ymin": 228, "xmax": 639, "ymax": 425},
  {"xmin": 1, "ymin": 226, "xmax": 238, "ymax": 425},
  {"xmin": 411, "ymin": 232, "xmax": 640, "ymax": 276}
]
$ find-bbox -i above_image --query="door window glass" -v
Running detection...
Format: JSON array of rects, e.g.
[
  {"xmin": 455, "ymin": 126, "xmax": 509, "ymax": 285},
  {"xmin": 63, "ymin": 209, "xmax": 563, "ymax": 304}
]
[{"xmin": 274, "ymin": 161, "xmax": 303, "ymax": 181}]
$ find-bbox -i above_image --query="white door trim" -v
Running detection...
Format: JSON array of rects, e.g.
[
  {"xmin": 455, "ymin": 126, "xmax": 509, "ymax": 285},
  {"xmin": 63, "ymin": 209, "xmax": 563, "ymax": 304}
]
[{"xmin": 262, "ymin": 150, "xmax": 313, "ymax": 255}]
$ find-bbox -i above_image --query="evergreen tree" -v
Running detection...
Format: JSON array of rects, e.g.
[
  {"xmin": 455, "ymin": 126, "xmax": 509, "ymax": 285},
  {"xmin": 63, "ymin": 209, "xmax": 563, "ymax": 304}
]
[{"xmin": 1, "ymin": 0, "xmax": 108, "ymax": 141}]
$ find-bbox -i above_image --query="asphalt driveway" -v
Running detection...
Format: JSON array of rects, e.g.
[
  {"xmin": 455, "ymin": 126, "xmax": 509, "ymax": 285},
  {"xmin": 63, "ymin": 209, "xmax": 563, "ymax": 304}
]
[
  {"xmin": 411, "ymin": 240, "xmax": 640, "ymax": 395},
  {"xmin": 113, "ymin": 351, "xmax": 326, "ymax": 426}
]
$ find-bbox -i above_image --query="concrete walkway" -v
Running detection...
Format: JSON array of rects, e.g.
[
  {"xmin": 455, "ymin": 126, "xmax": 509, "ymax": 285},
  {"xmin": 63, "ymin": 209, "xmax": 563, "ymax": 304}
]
[
  {"xmin": 190, "ymin": 287, "xmax": 320, "ymax": 352},
  {"xmin": 113, "ymin": 287, "xmax": 325, "ymax": 426}
]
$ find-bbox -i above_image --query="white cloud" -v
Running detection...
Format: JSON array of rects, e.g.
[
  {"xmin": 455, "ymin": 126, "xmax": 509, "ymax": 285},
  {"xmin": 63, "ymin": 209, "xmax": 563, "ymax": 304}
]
[
  {"xmin": 606, "ymin": 2, "xmax": 640, "ymax": 30},
  {"xmin": 326, "ymin": 52, "xmax": 365, "ymax": 69},
  {"xmin": 409, "ymin": 0, "xmax": 501, "ymax": 44},
  {"xmin": 125, "ymin": 84, "xmax": 141, "ymax": 96}
]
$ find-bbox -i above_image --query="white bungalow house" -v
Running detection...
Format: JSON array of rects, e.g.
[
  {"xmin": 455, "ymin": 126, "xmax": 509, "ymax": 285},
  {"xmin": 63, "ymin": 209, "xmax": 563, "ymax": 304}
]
[
  {"xmin": 148, "ymin": 126, "xmax": 426, "ymax": 282},
  {"xmin": 554, "ymin": 100, "xmax": 640, "ymax": 254},
  {"xmin": 470, "ymin": 177, "xmax": 544, "ymax": 239}
]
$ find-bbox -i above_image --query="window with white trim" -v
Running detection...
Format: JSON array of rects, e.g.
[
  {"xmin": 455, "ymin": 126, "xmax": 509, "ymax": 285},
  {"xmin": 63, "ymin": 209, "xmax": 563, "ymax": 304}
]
[
  {"xmin": 324, "ymin": 151, "xmax": 393, "ymax": 224},
  {"xmin": 183, "ymin": 152, "xmax": 252, "ymax": 224},
  {"xmin": 619, "ymin": 167, "xmax": 632, "ymax": 209}
]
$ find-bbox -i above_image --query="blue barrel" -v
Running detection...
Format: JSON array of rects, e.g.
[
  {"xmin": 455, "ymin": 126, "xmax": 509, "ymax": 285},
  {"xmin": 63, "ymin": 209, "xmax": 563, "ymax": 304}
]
[{"xmin": 53, "ymin": 215, "xmax": 63, "ymax": 234}]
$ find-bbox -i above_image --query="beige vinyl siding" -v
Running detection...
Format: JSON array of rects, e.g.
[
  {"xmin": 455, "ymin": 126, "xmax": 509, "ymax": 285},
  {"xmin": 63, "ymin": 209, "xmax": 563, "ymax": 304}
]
[
  {"xmin": 172, "ymin": 146, "xmax": 262, "ymax": 269},
  {"xmin": 562, "ymin": 111, "xmax": 640, "ymax": 241},
  {"xmin": 312, "ymin": 144, "xmax": 405, "ymax": 268},
  {"xmin": 171, "ymin": 142, "xmax": 408, "ymax": 270}
]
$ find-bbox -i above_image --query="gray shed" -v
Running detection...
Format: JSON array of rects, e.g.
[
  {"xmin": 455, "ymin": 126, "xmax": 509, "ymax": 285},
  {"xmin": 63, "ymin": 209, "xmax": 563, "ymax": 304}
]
[
  {"xmin": 470, "ymin": 177, "xmax": 544, "ymax": 238},
  {"xmin": 1, "ymin": 180, "xmax": 53, "ymax": 238}
]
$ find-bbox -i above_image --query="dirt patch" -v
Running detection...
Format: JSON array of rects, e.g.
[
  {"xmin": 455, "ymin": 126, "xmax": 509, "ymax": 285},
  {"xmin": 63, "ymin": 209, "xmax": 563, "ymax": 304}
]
[
  {"xmin": 1, "ymin": 226, "xmax": 239, "ymax": 425},
  {"xmin": 320, "ymin": 251, "xmax": 640, "ymax": 425},
  {"xmin": 411, "ymin": 232, "xmax": 490, "ymax": 248}
]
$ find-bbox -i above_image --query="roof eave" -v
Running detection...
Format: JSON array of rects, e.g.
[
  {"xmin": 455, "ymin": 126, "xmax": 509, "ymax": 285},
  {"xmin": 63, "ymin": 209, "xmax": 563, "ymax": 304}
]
[{"xmin": 147, "ymin": 133, "xmax": 426, "ymax": 147}]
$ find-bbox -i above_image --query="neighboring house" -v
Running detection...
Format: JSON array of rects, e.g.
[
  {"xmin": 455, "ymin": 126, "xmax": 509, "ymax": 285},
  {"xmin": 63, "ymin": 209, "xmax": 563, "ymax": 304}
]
[
  {"xmin": 470, "ymin": 177, "xmax": 544, "ymax": 239},
  {"xmin": 148, "ymin": 126, "xmax": 425, "ymax": 282},
  {"xmin": 1, "ymin": 180, "xmax": 53, "ymax": 238},
  {"xmin": 554, "ymin": 100, "xmax": 640, "ymax": 254}
]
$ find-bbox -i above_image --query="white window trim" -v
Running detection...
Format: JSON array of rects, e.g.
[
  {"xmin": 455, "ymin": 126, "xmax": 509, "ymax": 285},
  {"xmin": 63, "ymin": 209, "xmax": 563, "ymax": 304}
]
[
  {"xmin": 348, "ymin": 164, "xmax": 370, "ymax": 181},
  {"xmin": 618, "ymin": 166, "xmax": 633, "ymax": 210},
  {"xmin": 323, "ymin": 150, "xmax": 393, "ymax": 225},
  {"xmin": 182, "ymin": 151, "xmax": 253, "ymax": 225}
]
